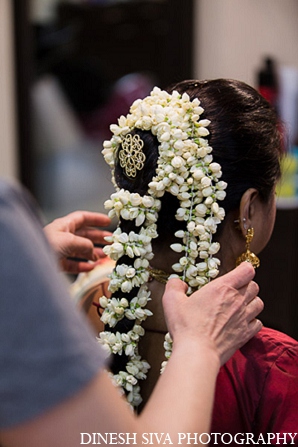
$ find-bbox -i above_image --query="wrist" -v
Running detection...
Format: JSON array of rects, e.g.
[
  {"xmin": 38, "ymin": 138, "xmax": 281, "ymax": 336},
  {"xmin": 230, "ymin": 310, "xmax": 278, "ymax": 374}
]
[{"xmin": 171, "ymin": 336, "xmax": 221, "ymax": 373}]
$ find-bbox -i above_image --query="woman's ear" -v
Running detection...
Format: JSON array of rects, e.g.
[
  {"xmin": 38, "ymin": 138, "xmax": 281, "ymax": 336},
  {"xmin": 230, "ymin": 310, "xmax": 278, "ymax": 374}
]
[{"xmin": 238, "ymin": 188, "xmax": 259, "ymax": 237}]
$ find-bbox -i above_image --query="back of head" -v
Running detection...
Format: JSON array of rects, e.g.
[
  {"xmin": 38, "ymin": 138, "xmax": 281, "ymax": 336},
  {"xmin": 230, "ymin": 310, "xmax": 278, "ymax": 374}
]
[
  {"xmin": 170, "ymin": 79, "xmax": 282, "ymax": 214},
  {"xmin": 113, "ymin": 79, "xmax": 282, "ymax": 242},
  {"xmin": 99, "ymin": 79, "xmax": 283, "ymax": 407}
]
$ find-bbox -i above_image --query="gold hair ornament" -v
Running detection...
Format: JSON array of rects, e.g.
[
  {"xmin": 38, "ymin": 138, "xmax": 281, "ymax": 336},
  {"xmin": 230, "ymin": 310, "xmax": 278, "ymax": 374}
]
[
  {"xmin": 236, "ymin": 227, "xmax": 260, "ymax": 268},
  {"xmin": 119, "ymin": 133, "xmax": 146, "ymax": 177}
]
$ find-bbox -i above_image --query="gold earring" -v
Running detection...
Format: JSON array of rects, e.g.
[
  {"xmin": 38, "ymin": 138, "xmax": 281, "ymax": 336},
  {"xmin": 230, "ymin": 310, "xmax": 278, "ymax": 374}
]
[{"xmin": 236, "ymin": 227, "xmax": 260, "ymax": 269}]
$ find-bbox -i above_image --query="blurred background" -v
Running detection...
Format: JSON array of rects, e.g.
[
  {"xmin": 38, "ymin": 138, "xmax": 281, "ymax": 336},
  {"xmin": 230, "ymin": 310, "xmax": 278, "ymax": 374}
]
[{"xmin": 1, "ymin": 0, "xmax": 298, "ymax": 338}]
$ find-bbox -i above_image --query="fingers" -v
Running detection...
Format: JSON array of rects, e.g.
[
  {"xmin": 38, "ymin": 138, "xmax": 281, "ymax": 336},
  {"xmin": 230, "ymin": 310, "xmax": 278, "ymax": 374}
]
[
  {"xmin": 248, "ymin": 318, "xmax": 263, "ymax": 337},
  {"xmin": 60, "ymin": 259, "xmax": 99, "ymax": 274},
  {"xmin": 164, "ymin": 278, "xmax": 188, "ymax": 296},
  {"xmin": 162, "ymin": 278, "xmax": 188, "ymax": 307},
  {"xmin": 65, "ymin": 234, "xmax": 98, "ymax": 261},
  {"xmin": 246, "ymin": 295, "xmax": 264, "ymax": 321},
  {"xmin": 93, "ymin": 247, "xmax": 107, "ymax": 259},
  {"xmin": 243, "ymin": 280, "xmax": 259, "ymax": 305},
  {"xmin": 238, "ymin": 318, "xmax": 263, "ymax": 350},
  {"xmin": 67, "ymin": 211, "xmax": 111, "ymax": 231},
  {"xmin": 239, "ymin": 296, "xmax": 264, "ymax": 346},
  {"xmin": 217, "ymin": 262, "xmax": 255, "ymax": 290},
  {"xmin": 76, "ymin": 228, "xmax": 112, "ymax": 245}
]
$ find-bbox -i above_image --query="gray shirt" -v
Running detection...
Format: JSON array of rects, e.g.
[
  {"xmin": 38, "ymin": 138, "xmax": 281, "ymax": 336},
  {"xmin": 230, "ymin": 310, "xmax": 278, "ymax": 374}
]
[{"xmin": 0, "ymin": 180, "xmax": 107, "ymax": 429}]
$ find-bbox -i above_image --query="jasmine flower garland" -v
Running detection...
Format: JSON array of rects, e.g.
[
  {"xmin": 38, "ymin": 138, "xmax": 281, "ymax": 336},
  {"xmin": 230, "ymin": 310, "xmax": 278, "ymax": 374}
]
[{"xmin": 98, "ymin": 87, "xmax": 227, "ymax": 408}]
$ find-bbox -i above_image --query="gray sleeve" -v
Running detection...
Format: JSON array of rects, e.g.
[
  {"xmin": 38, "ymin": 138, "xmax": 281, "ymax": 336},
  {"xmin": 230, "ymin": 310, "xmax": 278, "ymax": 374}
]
[{"xmin": 0, "ymin": 181, "xmax": 108, "ymax": 429}]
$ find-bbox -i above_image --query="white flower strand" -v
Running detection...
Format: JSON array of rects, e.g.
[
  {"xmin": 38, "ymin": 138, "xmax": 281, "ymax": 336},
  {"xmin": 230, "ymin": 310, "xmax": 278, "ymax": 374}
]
[
  {"xmin": 100, "ymin": 285, "xmax": 153, "ymax": 327},
  {"xmin": 99, "ymin": 87, "xmax": 227, "ymax": 407}
]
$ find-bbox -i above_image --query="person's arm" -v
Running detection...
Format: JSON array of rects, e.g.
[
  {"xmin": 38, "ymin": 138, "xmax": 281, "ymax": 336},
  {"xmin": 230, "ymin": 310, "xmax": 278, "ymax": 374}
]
[
  {"xmin": 1, "ymin": 263, "xmax": 262, "ymax": 447},
  {"xmin": 43, "ymin": 211, "xmax": 112, "ymax": 273},
  {"xmin": 141, "ymin": 263, "xmax": 262, "ymax": 435}
]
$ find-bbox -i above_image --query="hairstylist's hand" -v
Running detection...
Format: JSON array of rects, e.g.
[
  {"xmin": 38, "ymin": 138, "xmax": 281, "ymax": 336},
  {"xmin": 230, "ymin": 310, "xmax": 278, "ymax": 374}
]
[
  {"xmin": 44, "ymin": 211, "xmax": 112, "ymax": 274},
  {"xmin": 163, "ymin": 262, "xmax": 263, "ymax": 366}
]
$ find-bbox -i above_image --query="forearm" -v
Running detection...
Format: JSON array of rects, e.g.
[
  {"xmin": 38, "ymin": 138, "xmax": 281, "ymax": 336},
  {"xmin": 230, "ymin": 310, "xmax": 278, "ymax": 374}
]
[
  {"xmin": 0, "ymin": 347, "xmax": 219, "ymax": 447},
  {"xmin": 140, "ymin": 339, "xmax": 220, "ymax": 442}
]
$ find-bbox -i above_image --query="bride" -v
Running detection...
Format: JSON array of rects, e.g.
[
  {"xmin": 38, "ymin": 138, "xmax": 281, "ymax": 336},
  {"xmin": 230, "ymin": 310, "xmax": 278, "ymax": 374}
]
[{"xmin": 76, "ymin": 79, "xmax": 298, "ymax": 442}]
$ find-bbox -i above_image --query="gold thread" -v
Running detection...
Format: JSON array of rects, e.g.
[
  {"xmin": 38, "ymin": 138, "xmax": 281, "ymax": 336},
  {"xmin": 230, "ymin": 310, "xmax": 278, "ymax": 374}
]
[
  {"xmin": 147, "ymin": 266, "xmax": 170, "ymax": 284},
  {"xmin": 119, "ymin": 134, "xmax": 146, "ymax": 177}
]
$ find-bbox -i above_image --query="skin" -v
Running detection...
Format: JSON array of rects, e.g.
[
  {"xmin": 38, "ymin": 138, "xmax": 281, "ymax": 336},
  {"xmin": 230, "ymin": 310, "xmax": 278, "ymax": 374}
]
[
  {"xmin": 0, "ymin": 263, "xmax": 263, "ymax": 447},
  {"xmin": 44, "ymin": 211, "xmax": 112, "ymax": 273},
  {"xmin": 217, "ymin": 187, "xmax": 277, "ymax": 275},
  {"xmin": 138, "ymin": 186, "xmax": 276, "ymax": 408}
]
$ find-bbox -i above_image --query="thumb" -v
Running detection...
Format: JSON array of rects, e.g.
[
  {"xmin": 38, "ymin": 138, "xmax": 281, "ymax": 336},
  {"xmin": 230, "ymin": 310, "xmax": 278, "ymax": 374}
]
[
  {"xmin": 163, "ymin": 278, "xmax": 188, "ymax": 305},
  {"xmin": 216, "ymin": 262, "xmax": 255, "ymax": 290}
]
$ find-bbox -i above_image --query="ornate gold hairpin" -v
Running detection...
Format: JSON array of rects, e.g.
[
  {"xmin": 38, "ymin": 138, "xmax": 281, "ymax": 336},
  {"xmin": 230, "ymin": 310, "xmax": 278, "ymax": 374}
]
[{"xmin": 119, "ymin": 134, "xmax": 146, "ymax": 178}]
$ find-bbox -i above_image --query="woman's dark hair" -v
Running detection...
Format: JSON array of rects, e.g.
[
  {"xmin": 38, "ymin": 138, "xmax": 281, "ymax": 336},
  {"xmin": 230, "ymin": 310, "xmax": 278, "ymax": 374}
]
[
  {"xmin": 108, "ymin": 79, "xmax": 283, "ymax": 380},
  {"xmin": 114, "ymin": 79, "xmax": 283, "ymax": 242},
  {"xmin": 169, "ymin": 79, "xmax": 283, "ymax": 213}
]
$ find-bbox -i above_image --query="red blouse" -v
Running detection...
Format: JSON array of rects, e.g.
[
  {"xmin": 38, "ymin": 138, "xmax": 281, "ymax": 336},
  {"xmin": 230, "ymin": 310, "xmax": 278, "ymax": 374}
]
[{"xmin": 211, "ymin": 327, "xmax": 298, "ymax": 445}]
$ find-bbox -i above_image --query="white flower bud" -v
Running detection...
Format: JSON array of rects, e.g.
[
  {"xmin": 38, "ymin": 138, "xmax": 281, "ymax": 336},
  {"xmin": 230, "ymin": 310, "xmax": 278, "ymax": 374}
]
[
  {"xmin": 209, "ymin": 162, "xmax": 221, "ymax": 173},
  {"xmin": 197, "ymin": 127, "xmax": 209, "ymax": 137},
  {"xmin": 169, "ymin": 184, "xmax": 179, "ymax": 195},
  {"xmin": 126, "ymin": 268, "xmax": 136, "ymax": 278},
  {"xmin": 209, "ymin": 242, "xmax": 220, "ymax": 255},
  {"xmin": 170, "ymin": 243, "xmax": 184, "ymax": 253},
  {"xmin": 208, "ymin": 269, "xmax": 219, "ymax": 279},
  {"xmin": 120, "ymin": 298, "xmax": 129, "ymax": 307},
  {"xmin": 142, "ymin": 196, "xmax": 155, "ymax": 208},
  {"xmin": 216, "ymin": 190, "xmax": 226, "ymax": 201},
  {"xmin": 162, "ymin": 177, "xmax": 171, "ymax": 186},
  {"xmin": 179, "ymin": 257, "xmax": 188, "ymax": 266},
  {"xmin": 115, "ymin": 306, "xmax": 125, "ymax": 316},
  {"xmin": 198, "ymin": 119, "xmax": 211, "ymax": 127},
  {"xmin": 130, "ymin": 193, "xmax": 142, "ymax": 206},
  {"xmin": 201, "ymin": 176, "xmax": 212, "ymax": 188},
  {"xmin": 196, "ymin": 276, "xmax": 208, "ymax": 286},
  {"xmin": 199, "ymin": 241, "xmax": 210, "ymax": 251},
  {"xmin": 211, "ymin": 202, "xmax": 219, "ymax": 214},
  {"xmin": 189, "ymin": 241, "xmax": 197, "ymax": 251},
  {"xmin": 217, "ymin": 207, "xmax": 225, "ymax": 220},
  {"xmin": 176, "ymin": 208, "xmax": 186, "ymax": 219},
  {"xmin": 103, "ymin": 140, "xmax": 112, "ymax": 148},
  {"xmin": 99, "ymin": 296, "xmax": 109, "ymax": 308},
  {"xmin": 204, "ymin": 196, "xmax": 214, "ymax": 206},
  {"xmin": 217, "ymin": 181, "xmax": 228, "ymax": 190},
  {"xmin": 205, "ymin": 217, "xmax": 217, "ymax": 233},
  {"xmin": 110, "ymin": 124, "xmax": 122, "ymax": 136},
  {"xmin": 121, "ymin": 281, "xmax": 132, "ymax": 293},
  {"xmin": 142, "ymin": 117, "xmax": 152, "ymax": 130},
  {"xmin": 126, "ymin": 246, "xmax": 134, "ymax": 258},
  {"xmin": 187, "ymin": 221, "xmax": 196, "ymax": 232},
  {"xmin": 164, "ymin": 164, "xmax": 173, "ymax": 174},
  {"xmin": 125, "ymin": 345, "xmax": 135, "ymax": 357},
  {"xmin": 197, "ymin": 262, "xmax": 207, "ymax": 272},
  {"xmin": 186, "ymin": 265, "xmax": 197, "ymax": 277},
  {"xmin": 104, "ymin": 199, "xmax": 113, "ymax": 209},
  {"xmin": 160, "ymin": 131, "xmax": 171, "ymax": 141},
  {"xmin": 175, "ymin": 230, "xmax": 185, "ymax": 238},
  {"xmin": 195, "ymin": 203, "xmax": 207, "ymax": 217},
  {"xmin": 172, "ymin": 263, "xmax": 184, "ymax": 272},
  {"xmin": 202, "ymin": 186, "xmax": 213, "ymax": 197},
  {"xmin": 136, "ymin": 213, "xmax": 145, "ymax": 227},
  {"xmin": 120, "ymin": 209, "xmax": 130, "ymax": 220},
  {"xmin": 199, "ymin": 250, "xmax": 209, "ymax": 259},
  {"xmin": 171, "ymin": 156, "xmax": 184, "ymax": 168},
  {"xmin": 173, "ymin": 140, "xmax": 185, "ymax": 151}
]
